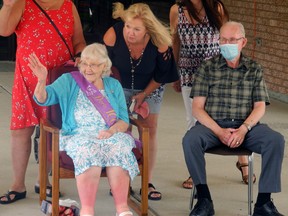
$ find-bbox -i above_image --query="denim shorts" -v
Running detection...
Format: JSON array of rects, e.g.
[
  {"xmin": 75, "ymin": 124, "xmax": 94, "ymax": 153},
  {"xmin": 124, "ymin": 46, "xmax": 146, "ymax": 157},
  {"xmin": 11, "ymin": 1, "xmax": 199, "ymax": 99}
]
[{"xmin": 123, "ymin": 85, "xmax": 165, "ymax": 114}]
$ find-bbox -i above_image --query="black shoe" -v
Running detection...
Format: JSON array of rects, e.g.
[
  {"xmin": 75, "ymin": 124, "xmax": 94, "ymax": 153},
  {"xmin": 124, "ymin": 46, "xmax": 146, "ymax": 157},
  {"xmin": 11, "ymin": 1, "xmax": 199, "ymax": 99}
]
[
  {"xmin": 190, "ymin": 198, "xmax": 215, "ymax": 216},
  {"xmin": 253, "ymin": 200, "xmax": 284, "ymax": 216}
]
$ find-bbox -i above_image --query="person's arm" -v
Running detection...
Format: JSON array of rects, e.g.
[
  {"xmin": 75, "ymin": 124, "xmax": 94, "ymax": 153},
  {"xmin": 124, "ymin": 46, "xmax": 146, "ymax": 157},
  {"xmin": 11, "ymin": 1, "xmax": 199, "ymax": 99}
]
[
  {"xmin": 228, "ymin": 101, "xmax": 266, "ymax": 148},
  {"xmin": 28, "ymin": 53, "xmax": 48, "ymax": 103},
  {"xmin": 192, "ymin": 96, "xmax": 237, "ymax": 146},
  {"xmin": 0, "ymin": 0, "xmax": 24, "ymax": 36},
  {"xmin": 108, "ymin": 120, "xmax": 129, "ymax": 134},
  {"xmin": 169, "ymin": 4, "xmax": 181, "ymax": 92},
  {"xmin": 71, "ymin": 3, "xmax": 86, "ymax": 57},
  {"xmin": 240, "ymin": 101, "xmax": 266, "ymax": 132},
  {"xmin": 217, "ymin": 1, "xmax": 229, "ymax": 24},
  {"xmin": 132, "ymin": 79, "xmax": 161, "ymax": 110},
  {"xmin": 192, "ymin": 96, "xmax": 223, "ymax": 135},
  {"xmin": 97, "ymin": 80, "xmax": 129, "ymax": 139},
  {"xmin": 103, "ymin": 26, "xmax": 116, "ymax": 47},
  {"xmin": 169, "ymin": 4, "xmax": 180, "ymax": 64}
]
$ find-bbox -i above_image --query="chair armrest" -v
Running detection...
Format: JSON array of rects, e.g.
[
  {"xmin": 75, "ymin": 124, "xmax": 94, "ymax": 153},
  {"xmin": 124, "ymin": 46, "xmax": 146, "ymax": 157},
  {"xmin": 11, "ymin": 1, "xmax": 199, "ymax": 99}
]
[
  {"xmin": 41, "ymin": 118, "xmax": 60, "ymax": 134},
  {"xmin": 129, "ymin": 116, "xmax": 149, "ymax": 153}
]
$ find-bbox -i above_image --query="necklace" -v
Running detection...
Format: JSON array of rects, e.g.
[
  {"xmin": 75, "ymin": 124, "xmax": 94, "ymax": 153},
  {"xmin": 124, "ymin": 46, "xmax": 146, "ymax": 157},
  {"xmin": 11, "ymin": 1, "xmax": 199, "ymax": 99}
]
[
  {"xmin": 128, "ymin": 45, "xmax": 145, "ymax": 90},
  {"xmin": 196, "ymin": 5, "xmax": 204, "ymax": 14}
]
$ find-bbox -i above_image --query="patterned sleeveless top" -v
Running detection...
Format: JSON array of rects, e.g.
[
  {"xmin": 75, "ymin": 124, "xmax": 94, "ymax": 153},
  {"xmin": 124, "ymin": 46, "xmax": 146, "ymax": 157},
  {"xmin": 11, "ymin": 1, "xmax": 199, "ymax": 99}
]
[{"xmin": 177, "ymin": 6, "xmax": 220, "ymax": 87}]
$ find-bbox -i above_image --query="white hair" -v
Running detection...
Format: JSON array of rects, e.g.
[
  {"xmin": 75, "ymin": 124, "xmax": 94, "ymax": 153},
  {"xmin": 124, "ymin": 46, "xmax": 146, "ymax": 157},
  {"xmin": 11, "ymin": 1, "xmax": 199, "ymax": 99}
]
[{"xmin": 80, "ymin": 43, "xmax": 112, "ymax": 77}]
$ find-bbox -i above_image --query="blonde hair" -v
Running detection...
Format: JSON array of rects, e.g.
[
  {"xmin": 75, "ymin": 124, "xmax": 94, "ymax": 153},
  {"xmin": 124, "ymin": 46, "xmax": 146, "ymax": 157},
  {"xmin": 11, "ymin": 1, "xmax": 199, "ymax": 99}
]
[
  {"xmin": 112, "ymin": 2, "xmax": 172, "ymax": 47},
  {"xmin": 80, "ymin": 43, "xmax": 112, "ymax": 77}
]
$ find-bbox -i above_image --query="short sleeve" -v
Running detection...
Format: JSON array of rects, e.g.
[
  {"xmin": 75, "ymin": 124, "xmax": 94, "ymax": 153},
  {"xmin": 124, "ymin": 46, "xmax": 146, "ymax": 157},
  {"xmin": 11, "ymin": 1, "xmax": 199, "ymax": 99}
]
[
  {"xmin": 190, "ymin": 61, "xmax": 209, "ymax": 98},
  {"xmin": 154, "ymin": 47, "xmax": 179, "ymax": 83}
]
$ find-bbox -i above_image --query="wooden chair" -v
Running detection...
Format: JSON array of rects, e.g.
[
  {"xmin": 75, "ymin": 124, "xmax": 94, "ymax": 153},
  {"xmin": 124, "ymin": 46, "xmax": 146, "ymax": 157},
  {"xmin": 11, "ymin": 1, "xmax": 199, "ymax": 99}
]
[
  {"xmin": 38, "ymin": 64, "xmax": 149, "ymax": 216},
  {"xmin": 189, "ymin": 145, "xmax": 254, "ymax": 216}
]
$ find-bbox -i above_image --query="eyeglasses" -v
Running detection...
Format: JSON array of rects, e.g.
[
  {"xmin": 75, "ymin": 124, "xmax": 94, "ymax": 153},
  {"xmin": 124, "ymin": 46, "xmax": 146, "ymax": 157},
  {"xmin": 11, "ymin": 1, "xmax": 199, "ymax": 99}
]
[
  {"xmin": 219, "ymin": 37, "xmax": 244, "ymax": 44},
  {"xmin": 80, "ymin": 62, "xmax": 103, "ymax": 70}
]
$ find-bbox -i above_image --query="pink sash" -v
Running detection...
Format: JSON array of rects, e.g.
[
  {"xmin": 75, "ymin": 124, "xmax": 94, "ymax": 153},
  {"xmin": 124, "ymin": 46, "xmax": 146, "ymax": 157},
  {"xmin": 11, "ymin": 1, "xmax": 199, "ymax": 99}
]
[{"xmin": 70, "ymin": 71, "xmax": 117, "ymax": 127}]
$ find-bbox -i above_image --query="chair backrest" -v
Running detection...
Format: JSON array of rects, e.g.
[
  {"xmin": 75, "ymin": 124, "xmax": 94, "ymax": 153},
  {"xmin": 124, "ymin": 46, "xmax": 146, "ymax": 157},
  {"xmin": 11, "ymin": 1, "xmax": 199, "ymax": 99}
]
[
  {"xmin": 46, "ymin": 63, "xmax": 78, "ymax": 170},
  {"xmin": 48, "ymin": 62, "xmax": 78, "ymax": 127}
]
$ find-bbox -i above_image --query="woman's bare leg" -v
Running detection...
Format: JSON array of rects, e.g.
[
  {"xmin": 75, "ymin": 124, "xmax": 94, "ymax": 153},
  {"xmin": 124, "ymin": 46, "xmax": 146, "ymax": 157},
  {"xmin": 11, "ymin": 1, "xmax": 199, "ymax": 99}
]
[
  {"xmin": 107, "ymin": 167, "xmax": 130, "ymax": 214},
  {"xmin": 0, "ymin": 127, "xmax": 35, "ymax": 202},
  {"xmin": 76, "ymin": 166, "xmax": 102, "ymax": 215}
]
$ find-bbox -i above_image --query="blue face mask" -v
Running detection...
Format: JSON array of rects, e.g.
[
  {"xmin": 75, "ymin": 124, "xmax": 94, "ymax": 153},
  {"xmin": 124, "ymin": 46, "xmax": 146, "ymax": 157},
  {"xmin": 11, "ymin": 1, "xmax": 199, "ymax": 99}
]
[{"xmin": 219, "ymin": 44, "xmax": 239, "ymax": 61}]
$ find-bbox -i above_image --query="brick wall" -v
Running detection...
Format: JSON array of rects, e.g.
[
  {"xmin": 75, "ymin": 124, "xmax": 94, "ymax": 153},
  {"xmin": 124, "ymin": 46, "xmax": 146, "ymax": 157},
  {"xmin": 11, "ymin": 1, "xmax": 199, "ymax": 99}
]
[{"xmin": 222, "ymin": 0, "xmax": 288, "ymax": 103}]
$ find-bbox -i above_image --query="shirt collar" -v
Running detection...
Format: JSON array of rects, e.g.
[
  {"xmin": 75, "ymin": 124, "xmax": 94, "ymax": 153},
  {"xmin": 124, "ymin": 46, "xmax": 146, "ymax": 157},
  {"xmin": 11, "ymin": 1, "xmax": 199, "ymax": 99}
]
[{"xmin": 218, "ymin": 53, "xmax": 249, "ymax": 70}]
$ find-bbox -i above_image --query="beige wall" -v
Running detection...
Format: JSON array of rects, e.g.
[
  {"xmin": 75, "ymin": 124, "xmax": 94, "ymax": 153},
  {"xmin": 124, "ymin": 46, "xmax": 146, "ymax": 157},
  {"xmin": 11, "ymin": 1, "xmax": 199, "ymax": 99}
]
[{"xmin": 222, "ymin": 0, "xmax": 288, "ymax": 103}]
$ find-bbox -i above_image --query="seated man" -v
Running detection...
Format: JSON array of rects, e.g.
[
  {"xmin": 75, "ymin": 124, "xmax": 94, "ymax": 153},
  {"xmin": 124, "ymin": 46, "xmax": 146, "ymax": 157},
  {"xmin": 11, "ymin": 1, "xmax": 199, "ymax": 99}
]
[{"xmin": 183, "ymin": 21, "xmax": 285, "ymax": 216}]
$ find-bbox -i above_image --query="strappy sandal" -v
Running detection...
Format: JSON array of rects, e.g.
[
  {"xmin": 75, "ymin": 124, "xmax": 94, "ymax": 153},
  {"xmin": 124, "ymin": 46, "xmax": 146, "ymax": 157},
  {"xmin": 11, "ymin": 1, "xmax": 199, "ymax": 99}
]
[
  {"xmin": 182, "ymin": 176, "xmax": 193, "ymax": 189},
  {"xmin": 140, "ymin": 183, "xmax": 162, "ymax": 201},
  {"xmin": 117, "ymin": 211, "xmax": 133, "ymax": 216},
  {"xmin": 236, "ymin": 161, "xmax": 256, "ymax": 184},
  {"xmin": 34, "ymin": 185, "xmax": 62, "ymax": 197},
  {"xmin": 0, "ymin": 190, "xmax": 26, "ymax": 204}
]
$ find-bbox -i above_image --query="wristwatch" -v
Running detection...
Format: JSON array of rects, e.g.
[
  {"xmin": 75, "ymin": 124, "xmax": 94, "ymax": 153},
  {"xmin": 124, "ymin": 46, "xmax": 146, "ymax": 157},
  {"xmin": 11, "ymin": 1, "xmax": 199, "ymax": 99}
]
[{"xmin": 242, "ymin": 122, "xmax": 252, "ymax": 131}]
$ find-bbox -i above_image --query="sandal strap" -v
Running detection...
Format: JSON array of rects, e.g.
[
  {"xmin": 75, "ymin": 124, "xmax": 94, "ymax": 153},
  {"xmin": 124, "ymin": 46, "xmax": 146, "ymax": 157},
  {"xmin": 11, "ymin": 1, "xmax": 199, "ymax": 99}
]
[
  {"xmin": 0, "ymin": 192, "xmax": 12, "ymax": 202},
  {"xmin": 148, "ymin": 183, "xmax": 156, "ymax": 189},
  {"xmin": 148, "ymin": 190, "xmax": 161, "ymax": 195},
  {"xmin": 117, "ymin": 211, "xmax": 133, "ymax": 216},
  {"xmin": 236, "ymin": 161, "xmax": 248, "ymax": 169}
]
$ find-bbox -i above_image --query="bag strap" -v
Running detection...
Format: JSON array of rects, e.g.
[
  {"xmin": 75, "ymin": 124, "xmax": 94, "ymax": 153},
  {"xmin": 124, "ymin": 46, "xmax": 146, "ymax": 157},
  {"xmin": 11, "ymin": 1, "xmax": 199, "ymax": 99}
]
[{"xmin": 32, "ymin": 0, "xmax": 75, "ymax": 61}]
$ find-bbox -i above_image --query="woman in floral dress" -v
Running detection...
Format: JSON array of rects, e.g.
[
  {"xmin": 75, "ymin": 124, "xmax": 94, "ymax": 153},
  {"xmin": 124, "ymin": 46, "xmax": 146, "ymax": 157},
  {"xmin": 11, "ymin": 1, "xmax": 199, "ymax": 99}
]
[{"xmin": 30, "ymin": 43, "xmax": 138, "ymax": 216}]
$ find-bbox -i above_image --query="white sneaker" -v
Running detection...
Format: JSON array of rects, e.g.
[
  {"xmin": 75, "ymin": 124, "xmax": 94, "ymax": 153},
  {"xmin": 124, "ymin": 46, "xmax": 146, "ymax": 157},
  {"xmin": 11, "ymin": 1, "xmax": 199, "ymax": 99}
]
[{"xmin": 117, "ymin": 211, "xmax": 133, "ymax": 216}]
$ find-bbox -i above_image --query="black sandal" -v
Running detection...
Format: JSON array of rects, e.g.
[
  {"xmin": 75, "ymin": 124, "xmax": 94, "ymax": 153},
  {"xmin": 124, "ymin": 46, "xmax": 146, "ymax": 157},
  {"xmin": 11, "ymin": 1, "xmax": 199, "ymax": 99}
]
[
  {"xmin": 34, "ymin": 185, "xmax": 62, "ymax": 198},
  {"xmin": 140, "ymin": 183, "xmax": 162, "ymax": 201},
  {"xmin": 0, "ymin": 190, "xmax": 26, "ymax": 204}
]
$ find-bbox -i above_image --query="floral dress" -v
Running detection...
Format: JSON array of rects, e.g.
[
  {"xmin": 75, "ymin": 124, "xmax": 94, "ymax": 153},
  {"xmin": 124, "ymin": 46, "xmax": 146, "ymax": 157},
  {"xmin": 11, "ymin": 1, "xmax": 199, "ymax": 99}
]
[
  {"xmin": 11, "ymin": 0, "xmax": 74, "ymax": 129},
  {"xmin": 59, "ymin": 90, "xmax": 140, "ymax": 179}
]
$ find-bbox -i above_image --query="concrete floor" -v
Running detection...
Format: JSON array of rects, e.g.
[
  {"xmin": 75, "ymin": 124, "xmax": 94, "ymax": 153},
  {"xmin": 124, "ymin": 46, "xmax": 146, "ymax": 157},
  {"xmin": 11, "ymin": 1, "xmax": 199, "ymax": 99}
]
[{"xmin": 0, "ymin": 61, "xmax": 287, "ymax": 215}]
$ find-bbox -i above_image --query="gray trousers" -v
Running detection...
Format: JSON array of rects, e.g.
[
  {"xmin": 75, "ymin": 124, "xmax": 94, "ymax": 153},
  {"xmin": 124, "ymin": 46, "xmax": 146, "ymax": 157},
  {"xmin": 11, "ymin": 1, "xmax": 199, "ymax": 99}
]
[{"xmin": 182, "ymin": 120, "xmax": 285, "ymax": 193}]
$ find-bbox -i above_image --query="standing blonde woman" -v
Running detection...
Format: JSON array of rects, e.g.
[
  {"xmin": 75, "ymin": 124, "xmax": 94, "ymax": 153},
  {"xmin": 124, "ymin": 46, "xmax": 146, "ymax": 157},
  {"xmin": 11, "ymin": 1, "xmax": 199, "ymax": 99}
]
[
  {"xmin": 104, "ymin": 2, "xmax": 178, "ymax": 201},
  {"xmin": 170, "ymin": 0, "xmax": 256, "ymax": 189}
]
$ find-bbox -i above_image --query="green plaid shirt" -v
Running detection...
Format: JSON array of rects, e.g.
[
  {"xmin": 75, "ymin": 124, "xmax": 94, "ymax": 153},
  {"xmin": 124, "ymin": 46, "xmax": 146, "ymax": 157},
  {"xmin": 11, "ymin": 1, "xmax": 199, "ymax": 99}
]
[{"xmin": 191, "ymin": 54, "xmax": 270, "ymax": 120}]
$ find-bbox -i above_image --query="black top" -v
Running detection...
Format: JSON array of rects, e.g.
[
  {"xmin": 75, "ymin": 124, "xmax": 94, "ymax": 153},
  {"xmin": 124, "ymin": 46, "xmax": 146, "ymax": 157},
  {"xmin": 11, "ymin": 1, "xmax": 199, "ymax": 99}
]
[{"xmin": 106, "ymin": 22, "xmax": 178, "ymax": 90}]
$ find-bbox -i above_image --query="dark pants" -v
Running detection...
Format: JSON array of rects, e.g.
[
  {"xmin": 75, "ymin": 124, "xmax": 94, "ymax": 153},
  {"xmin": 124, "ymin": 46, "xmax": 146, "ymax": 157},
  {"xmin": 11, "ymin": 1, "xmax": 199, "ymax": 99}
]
[{"xmin": 182, "ymin": 121, "xmax": 285, "ymax": 193}]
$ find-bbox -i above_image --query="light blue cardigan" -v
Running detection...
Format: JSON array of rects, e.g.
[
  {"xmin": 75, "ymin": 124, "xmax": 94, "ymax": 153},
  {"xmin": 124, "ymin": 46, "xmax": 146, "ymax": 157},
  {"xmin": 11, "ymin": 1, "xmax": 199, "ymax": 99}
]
[{"xmin": 34, "ymin": 73, "xmax": 129, "ymax": 134}]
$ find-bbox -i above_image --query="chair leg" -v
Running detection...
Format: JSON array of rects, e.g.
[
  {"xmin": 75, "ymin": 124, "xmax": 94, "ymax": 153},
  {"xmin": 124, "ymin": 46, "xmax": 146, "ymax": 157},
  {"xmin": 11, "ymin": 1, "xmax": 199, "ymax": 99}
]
[
  {"xmin": 189, "ymin": 186, "xmax": 197, "ymax": 211},
  {"xmin": 248, "ymin": 153, "xmax": 254, "ymax": 216}
]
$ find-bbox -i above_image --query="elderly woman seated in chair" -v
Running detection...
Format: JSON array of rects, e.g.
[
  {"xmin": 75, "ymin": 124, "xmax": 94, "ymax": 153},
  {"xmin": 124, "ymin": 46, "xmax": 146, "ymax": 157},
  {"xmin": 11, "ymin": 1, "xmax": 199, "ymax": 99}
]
[{"xmin": 29, "ymin": 43, "xmax": 138, "ymax": 216}]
